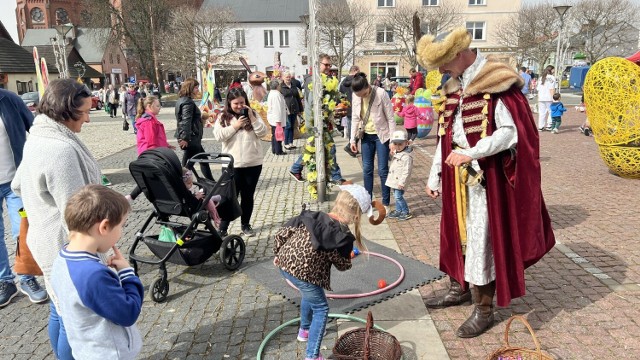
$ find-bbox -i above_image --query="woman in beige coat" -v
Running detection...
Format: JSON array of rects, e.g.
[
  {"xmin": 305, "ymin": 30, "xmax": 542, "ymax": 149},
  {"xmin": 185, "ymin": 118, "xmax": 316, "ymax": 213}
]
[
  {"xmin": 348, "ymin": 73, "xmax": 395, "ymax": 207},
  {"xmin": 213, "ymin": 88, "xmax": 268, "ymax": 237}
]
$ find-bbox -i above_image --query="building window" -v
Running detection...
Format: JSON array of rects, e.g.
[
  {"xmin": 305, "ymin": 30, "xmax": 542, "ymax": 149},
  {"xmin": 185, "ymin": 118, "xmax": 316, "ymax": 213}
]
[
  {"xmin": 213, "ymin": 31, "xmax": 223, "ymax": 48},
  {"xmin": 378, "ymin": 0, "xmax": 395, "ymax": 7},
  {"xmin": 466, "ymin": 21, "xmax": 485, "ymax": 40},
  {"xmin": 330, "ymin": 30, "xmax": 340, "ymax": 46},
  {"xmin": 110, "ymin": 54, "xmax": 114, "ymax": 64},
  {"xmin": 236, "ymin": 29, "xmax": 246, "ymax": 48},
  {"xmin": 264, "ymin": 30, "xmax": 273, "ymax": 47},
  {"xmin": 16, "ymin": 81, "xmax": 29, "ymax": 95},
  {"xmin": 117, "ymin": 54, "xmax": 120, "ymax": 64},
  {"xmin": 376, "ymin": 25, "xmax": 394, "ymax": 43},
  {"xmin": 370, "ymin": 62, "xmax": 398, "ymax": 79},
  {"xmin": 30, "ymin": 7, "xmax": 44, "ymax": 23},
  {"xmin": 469, "ymin": 0, "xmax": 486, "ymax": 4},
  {"xmin": 279, "ymin": 30, "xmax": 289, "ymax": 47},
  {"xmin": 423, "ymin": 0, "xmax": 439, "ymax": 5}
]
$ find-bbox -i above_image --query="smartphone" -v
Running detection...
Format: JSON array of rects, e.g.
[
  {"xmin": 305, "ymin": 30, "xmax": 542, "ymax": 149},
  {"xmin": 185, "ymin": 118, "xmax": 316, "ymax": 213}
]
[{"xmin": 242, "ymin": 108, "xmax": 250, "ymax": 118}]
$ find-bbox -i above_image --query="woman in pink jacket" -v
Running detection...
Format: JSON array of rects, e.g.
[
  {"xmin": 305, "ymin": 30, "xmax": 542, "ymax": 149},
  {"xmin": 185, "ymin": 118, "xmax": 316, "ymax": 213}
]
[
  {"xmin": 397, "ymin": 94, "xmax": 418, "ymax": 143},
  {"xmin": 135, "ymin": 96, "xmax": 175, "ymax": 155}
]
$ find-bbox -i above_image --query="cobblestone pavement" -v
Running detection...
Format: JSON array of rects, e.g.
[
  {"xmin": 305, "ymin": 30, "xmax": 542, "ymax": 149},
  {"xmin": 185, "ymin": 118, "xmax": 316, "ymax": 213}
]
[
  {"xmin": 384, "ymin": 109, "xmax": 640, "ymax": 359},
  {"xmin": 1, "ymin": 109, "xmax": 340, "ymax": 359}
]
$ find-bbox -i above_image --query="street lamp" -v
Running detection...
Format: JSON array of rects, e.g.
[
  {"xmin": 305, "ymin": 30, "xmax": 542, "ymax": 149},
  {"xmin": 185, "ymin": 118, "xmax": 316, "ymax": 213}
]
[
  {"xmin": 52, "ymin": 23, "xmax": 74, "ymax": 79},
  {"xmin": 553, "ymin": 4, "xmax": 571, "ymax": 95}
]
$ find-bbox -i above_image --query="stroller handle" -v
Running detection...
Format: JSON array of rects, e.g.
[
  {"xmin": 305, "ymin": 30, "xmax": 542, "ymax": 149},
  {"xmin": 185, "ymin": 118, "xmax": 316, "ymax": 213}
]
[{"xmin": 188, "ymin": 152, "xmax": 234, "ymax": 168}]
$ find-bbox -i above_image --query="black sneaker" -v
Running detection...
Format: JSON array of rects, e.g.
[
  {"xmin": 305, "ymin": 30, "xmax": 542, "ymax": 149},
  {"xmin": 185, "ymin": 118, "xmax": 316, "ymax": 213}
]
[
  {"xmin": 387, "ymin": 210, "xmax": 400, "ymax": 219},
  {"xmin": 241, "ymin": 224, "xmax": 256, "ymax": 237},
  {"xmin": 289, "ymin": 171, "xmax": 304, "ymax": 182},
  {"xmin": 0, "ymin": 281, "xmax": 18, "ymax": 308}
]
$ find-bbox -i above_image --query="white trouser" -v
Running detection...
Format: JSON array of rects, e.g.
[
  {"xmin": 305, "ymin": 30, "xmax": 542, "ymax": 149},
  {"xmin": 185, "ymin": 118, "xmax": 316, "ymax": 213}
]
[{"xmin": 538, "ymin": 101, "xmax": 552, "ymax": 129}]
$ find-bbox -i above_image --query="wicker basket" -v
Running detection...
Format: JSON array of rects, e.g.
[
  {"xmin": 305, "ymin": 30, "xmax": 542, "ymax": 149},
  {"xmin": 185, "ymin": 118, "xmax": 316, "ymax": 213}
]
[
  {"xmin": 332, "ymin": 311, "xmax": 402, "ymax": 360},
  {"xmin": 486, "ymin": 315, "xmax": 554, "ymax": 360}
]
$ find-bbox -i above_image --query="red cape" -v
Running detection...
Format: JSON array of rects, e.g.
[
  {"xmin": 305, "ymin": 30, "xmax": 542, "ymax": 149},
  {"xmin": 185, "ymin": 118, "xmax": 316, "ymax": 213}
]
[{"xmin": 438, "ymin": 87, "xmax": 555, "ymax": 307}]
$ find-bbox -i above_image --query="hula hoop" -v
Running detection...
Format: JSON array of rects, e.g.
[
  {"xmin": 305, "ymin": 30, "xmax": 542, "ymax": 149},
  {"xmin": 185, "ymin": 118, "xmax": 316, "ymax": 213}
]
[
  {"xmin": 285, "ymin": 251, "xmax": 405, "ymax": 299},
  {"xmin": 256, "ymin": 313, "xmax": 388, "ymax": 360}
]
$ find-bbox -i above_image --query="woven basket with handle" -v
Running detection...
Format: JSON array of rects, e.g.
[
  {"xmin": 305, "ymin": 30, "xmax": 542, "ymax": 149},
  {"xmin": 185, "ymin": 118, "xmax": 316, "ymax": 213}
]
[
  {"xmin": 332, "ymin": 311, "xmax": 402, "ymax": 360},
  {"xmin": 486, "ymin": 315, "xmax": 554, "ymax": 360}
]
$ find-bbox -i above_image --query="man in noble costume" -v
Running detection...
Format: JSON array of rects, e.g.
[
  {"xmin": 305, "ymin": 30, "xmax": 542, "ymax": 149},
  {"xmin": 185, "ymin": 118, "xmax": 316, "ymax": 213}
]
[{"xmin": 419, "ymin": 28, "xmax": 556, "ymax": 338}]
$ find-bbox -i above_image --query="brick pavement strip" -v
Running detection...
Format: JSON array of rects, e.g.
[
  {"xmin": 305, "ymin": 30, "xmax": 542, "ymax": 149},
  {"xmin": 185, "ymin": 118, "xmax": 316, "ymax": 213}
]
[{"xmin": 386, "ymin": 109, "xmax": 640, "ymax": 359}]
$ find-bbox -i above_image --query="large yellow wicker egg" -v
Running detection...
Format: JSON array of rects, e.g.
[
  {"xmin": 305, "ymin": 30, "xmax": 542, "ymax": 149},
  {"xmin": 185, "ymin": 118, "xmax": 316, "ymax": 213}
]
[{"xmin": 583, "ymin": 57, "xmax": 640, "ymax": 178}]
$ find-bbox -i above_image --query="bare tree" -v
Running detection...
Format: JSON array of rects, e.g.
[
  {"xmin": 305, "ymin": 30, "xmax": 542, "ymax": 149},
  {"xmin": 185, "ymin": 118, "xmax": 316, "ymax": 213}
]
[
  {"xmin": 81, "ymin": 0, "xmax": 200, "ymax": 84},
  {"xmin": 383, "ymin": 2, "xmax": 461, "ymax": 69},
  {"xmin": 161, "ymin": 5, "xmax": 241, "ymax": 76},
  {"xmin": 495, "ymin": 3, "xmax": 558, "ymax": 71},
  {"xmin": 315, "ymin": 0, "xmax": 375, "ymax": 78},
  {"xmin": 569, "ymin": 0, "xmax": 639, "ymax": 64}
]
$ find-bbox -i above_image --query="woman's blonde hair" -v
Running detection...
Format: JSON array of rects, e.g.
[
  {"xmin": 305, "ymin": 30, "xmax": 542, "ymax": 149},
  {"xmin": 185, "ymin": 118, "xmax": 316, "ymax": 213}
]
[
  {"xmin": 405, "ymin": 94, "xmax": 415, "ymax": 103},
  {"xmin": 330, "ymin": 191, "xmax": 367, "ymax": 253},
  {"xmin": 135, "ymin": 95, "xmax": 158, "ymax": 120}
]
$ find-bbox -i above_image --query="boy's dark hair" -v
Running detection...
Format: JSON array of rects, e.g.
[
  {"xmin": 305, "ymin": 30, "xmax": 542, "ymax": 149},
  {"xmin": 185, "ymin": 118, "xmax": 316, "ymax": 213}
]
[
  {"xmin": 65, "ymin": 185, "xmax": 130, "ymax": 233},
  {"xmin": 553, "ymin": 93, "xmax": 561, "ymax": 101}
]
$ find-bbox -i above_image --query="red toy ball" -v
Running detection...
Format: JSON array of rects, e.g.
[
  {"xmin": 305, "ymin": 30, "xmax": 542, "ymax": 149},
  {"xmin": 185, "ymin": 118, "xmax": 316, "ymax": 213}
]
[
  {"xmin": 377, "ymin": 279, "xmax": 387, "ymax": 289},
  {"xmin": 350, "ymin": 251, "xmax": 356, "ymax": 259}
]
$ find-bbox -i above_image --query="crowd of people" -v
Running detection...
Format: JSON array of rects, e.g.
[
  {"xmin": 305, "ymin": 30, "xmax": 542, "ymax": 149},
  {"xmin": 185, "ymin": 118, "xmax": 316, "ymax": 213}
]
[{"xmin": 0, "ymin": 26, "xmax": 573, "ymax": 359}]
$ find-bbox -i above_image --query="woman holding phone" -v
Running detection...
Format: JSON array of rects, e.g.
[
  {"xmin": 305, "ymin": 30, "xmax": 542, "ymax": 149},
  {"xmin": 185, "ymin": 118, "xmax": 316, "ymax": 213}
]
[{"xmin": 213, "ymin": 88, "xmax": 268, "ymax": 237}]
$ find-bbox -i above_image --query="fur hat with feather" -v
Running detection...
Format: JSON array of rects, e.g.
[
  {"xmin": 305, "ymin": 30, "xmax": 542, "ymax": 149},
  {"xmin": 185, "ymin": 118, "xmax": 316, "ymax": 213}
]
[{"xmin": 416, "ymin": 28, "xmax": 472, "ymax": 70}]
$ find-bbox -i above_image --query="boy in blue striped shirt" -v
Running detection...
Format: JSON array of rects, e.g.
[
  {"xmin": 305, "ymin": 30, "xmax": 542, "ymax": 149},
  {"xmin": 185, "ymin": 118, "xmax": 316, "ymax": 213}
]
[{"xmin": 51, "ymin": 185, "xmax": 143, "ymax": 359}]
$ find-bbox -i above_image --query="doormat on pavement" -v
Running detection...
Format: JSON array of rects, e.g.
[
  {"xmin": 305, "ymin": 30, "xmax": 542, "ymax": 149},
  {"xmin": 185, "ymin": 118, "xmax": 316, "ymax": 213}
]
[{"xmin": 241, "ymin": 240, "xmax": 445, "ymax": 314}]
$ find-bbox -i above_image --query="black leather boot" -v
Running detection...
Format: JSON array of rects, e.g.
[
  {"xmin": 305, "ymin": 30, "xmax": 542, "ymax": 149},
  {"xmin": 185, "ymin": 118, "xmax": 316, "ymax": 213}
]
[
  {"xmin": 425, "ymin": 278, "xmax": 472, "ymax": 308},
  {"xmin": 455, "ymin": 281, "xmax": 495, "ymax": 338}
]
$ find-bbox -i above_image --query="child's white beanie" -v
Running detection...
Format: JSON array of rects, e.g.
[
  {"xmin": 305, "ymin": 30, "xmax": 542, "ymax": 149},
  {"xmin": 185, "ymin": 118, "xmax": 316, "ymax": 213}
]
[{"xmin": 339, "ymin": 184, "xmax": 373, "ymax": 217}]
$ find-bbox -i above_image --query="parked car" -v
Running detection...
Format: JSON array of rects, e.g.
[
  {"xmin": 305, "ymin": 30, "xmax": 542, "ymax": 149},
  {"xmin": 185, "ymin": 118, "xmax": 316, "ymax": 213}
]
[
  {"xmin": 391, "ymin": 76, "xmax": 411, "ymax": 88},
  {"xmin": 21, "ymin": 92, "xmax": 39, "ymax": 115},
  {"xmin": 90, "ymin": 91, "xmax": 104, "ymax": 110}
]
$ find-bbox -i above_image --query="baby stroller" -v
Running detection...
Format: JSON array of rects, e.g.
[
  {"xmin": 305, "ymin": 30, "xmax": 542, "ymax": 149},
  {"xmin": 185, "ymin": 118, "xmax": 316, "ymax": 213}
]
[{"xmin": 128, "ymin": 147, "xmax": 245, "ymax": 302}]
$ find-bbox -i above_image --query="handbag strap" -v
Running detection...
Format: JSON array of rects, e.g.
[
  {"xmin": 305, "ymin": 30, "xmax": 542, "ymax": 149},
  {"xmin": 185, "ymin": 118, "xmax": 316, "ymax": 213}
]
[{"xmin": 358, "ymin": 86, "xmax": 377, "ymax": 132}]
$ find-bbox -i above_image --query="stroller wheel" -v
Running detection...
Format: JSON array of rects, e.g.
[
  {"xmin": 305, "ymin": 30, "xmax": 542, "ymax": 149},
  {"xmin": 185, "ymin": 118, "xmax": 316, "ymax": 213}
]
[
  {"xmin": 151, "ymin": 278, "xmax": 169, "ymax": 303},
  {"xmin": 220, "ymin": 235, "xmax": 245, "ymax": 271}
]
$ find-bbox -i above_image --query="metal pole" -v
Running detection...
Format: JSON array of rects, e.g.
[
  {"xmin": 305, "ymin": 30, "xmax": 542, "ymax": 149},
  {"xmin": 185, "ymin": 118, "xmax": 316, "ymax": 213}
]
[
  {"xmin": 555, "ymin": 19, "xmax": 563, "ymax": 95},
  {"xmin": 309, "ymin": 0, "xmax": 326, "ymax": 202}
]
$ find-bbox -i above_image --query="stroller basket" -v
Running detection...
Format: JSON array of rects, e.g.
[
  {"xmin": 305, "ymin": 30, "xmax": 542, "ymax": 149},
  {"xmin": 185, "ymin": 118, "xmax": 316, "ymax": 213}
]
[{"xmin": 143, "ymin": 230, "xmax": 220, "ymax": 267}]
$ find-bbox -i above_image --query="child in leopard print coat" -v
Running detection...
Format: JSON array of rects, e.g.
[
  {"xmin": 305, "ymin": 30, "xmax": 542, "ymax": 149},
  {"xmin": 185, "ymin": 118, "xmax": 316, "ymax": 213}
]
[{"xmin": 273, "ymin": 185, "xmax": 373, "ymax": 360}]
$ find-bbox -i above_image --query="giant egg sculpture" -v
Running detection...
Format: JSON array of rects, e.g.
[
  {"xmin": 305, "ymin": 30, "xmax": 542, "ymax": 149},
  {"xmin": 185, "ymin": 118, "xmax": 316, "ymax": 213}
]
[{"xmin": 583, "ymin": 57, "xmax": 640, "ymax": 178}]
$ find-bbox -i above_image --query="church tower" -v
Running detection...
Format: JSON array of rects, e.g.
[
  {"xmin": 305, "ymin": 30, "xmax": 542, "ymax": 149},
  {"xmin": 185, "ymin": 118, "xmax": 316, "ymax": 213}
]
[{"xmin": 15, "ymin": 0, "xmax": 84, "ymax": 43}]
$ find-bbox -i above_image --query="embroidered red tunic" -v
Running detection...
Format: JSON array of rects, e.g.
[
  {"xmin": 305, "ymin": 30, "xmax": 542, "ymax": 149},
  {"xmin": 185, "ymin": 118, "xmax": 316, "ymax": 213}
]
[{"xmin": 436, "ymin": 87, "xmax": 556, "ymax": 307}]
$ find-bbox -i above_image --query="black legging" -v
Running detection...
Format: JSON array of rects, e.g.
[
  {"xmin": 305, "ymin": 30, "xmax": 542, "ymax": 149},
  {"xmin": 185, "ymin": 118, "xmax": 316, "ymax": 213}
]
[
  {"xmin": 110, "ymin": 103, "xmax": 118, "ymax": 117},
  {"xmin": 406, "ymin": 127, "xmax": 418, "ymax": 141},
  {"xmin": 182, "ymin": 143, "xmax": 213, "ymax": 180},
  {"xmin": 219, "ymin": 165, "xmax": 262, "ymax": 230}
]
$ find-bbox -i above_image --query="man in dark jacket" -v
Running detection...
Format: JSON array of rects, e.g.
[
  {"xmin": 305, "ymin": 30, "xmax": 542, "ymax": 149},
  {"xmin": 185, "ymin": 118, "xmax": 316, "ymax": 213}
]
[
  {"xmin": 0, "ymin": 88, "xmax": 48, "ymax": 307},
  {"xmin": 339, "ymin": 65, "xmax": 360, "ymax": 157},
  {"xmin": 123, "ymin": 83, "xmax": 142, "ymax": 134}
]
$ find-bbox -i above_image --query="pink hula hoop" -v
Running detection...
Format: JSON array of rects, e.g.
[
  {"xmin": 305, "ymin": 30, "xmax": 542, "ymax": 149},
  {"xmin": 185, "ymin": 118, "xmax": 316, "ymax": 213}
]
[{"xmin": 285, "ymin": 251, "xmax": 405, "ymax": 299}]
